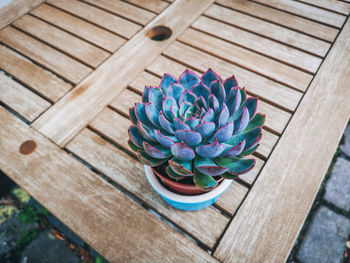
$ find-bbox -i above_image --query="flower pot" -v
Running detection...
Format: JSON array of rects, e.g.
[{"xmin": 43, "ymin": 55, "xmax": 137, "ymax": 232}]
[
  {"xmin": 152, "ymin": 166, "xmax": 223, "ymax": 195},
  {"xmin": 145, "ymin": 165, "xmax": 233, "ymax": 211}
]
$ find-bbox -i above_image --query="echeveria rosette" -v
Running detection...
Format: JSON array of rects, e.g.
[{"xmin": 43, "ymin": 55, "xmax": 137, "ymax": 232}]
[{"xmin": 128, "ymin": 69, "xmax": 265, "ymax": 191}]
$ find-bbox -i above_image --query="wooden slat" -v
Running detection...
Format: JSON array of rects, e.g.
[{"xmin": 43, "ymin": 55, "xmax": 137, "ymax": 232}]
[
  {"xmin": 0, "ymin": 73, "xmax": 50, "ymax": 121},
  {"xmin": 128, "ymin": 71, "xmax": 162, "ymax": 93},
  {"xmin": 12, "ymin": 15, "xmax": 109, "ymax": 68},
  {"xmin": 123, "ymin": 0, "xmax": 169, "ymax": 13},
  {"xmin": 0, "ymin": 45, "xmax": 72, "ymax": 102},
  {"xmin": 298, "ymin": 0, "xmax": 350, "ymax": 15},
  {"xmin": 216, "ymin": 0, "xmax": 338, "ymax": 42},
  {"xmin": 109, "ymin": 88, "xmax": 140, "ymax": 116},
  {"xmin": 0, "ymin": 27, "xmax": 91, "ymax": 84},
  {"xmin": 0, "ymin": 0, "xmax": 45, "ymax": 30},
  {"xmin": 254, "ymin": 0, "xmax": 346, "ymax": 28},
  {"xmin": 158, "ymin": 43, "xmax": 302, "ymax": 112},
  {"xmin": 32, "ymin": 0, "xmax": 215, "ymax": 146},
  {"xmin": 31, "ymin": 4, "xmax": 125, "ymax": 53},
  {"xmin": 204, "ymin": 4, "xmax": 330, "ymax": 57},
  {"xmin": 239, "ymin": 158, "xmax": 265, "ymax": 186},
  {"xmin": 181, "ymin": 26, "xmax": 317, "ymax": 85},
  {"xmin": 258, "ymin": 131, "xmax": 279, "ymax": 159},
  {"xmin": 0, "ymin": 107, "xmax": 216, "ymax": 262},
  {"xmin": 214, "ymin": 181, "xmax": 248, "ymax": 216},
  {"xmin": 215, "ymin": 18, "xmax": 350, "ymax": 263},
  {"xmin": 47, "ymin": 0, "xmax": 141, "ymax": 39},
  {"xmin": 67, "ymin": 126, "xmax": 230, "ymax": 249},
  {"xmin": 82, "ymin": 0, "xmax": 156, "ymax": 25}
]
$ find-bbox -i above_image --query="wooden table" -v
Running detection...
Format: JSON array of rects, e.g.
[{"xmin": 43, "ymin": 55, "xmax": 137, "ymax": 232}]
[{"xmin": 1, "ymin": 0, "xmax": 350, "ymax": 262}]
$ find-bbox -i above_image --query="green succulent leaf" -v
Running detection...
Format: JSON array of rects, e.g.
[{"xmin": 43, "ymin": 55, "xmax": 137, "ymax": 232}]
[
  {"xmin": 239, "ymin": 144, "xmax": 259, "ymax": 157},
  {"xmin": 193, "ymin": 167, "xmax": 218, "ymax": 191},
  {"xmin": 129, "ymin": 107, "xmax": 138, "ymax": 126},
  {"xmin": 137, "ymin": 150, "xmax": 168, "ymax": 167},
  {"xmin": 244, "ymin": 113, "xmax": 265, "ymax": 131},
  {"xmin": 128, "ymin": 139, "xmax": 139, "ymax": 152},
  {"xmin": 214, "ymin": 157, "xmax": 255, "ymax": 175},
  {"xmin": 168, "ymin": 157, "xmax": 193, "ymax": 176},
  {"xmin": 220, "ymin": 172, "xmax": 239, "ymax": 180},
  {"xmin": 166, "ymin": 165, "xmax": 185, "ymax": 180}
]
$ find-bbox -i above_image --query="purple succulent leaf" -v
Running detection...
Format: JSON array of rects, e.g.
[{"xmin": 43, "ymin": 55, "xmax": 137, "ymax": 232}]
[
  {"xmin": 217, "ymin": 103, "xmax": 229, "ymax": 127},
  {"xmin": 201, "ymin": 68, "xmax": 222, "ymax": 89},
  {"xmin": 193, "ymin": 167, "xmax": 218, "ymax": 191},
  {"xmin": 196, "ymin": 139, "xmax": 226, "ymax": 158},
  {"xmin": 129, "ymin": 106, "xmax": 138, "ymax": 126},
  {"xmin": 201, "ymin": 108, "xmax": 214, "ymax": 123},
  {"xmin": 178, "ymin": 69, "xmax": 201, "ymax": 91},
  {"xmin": 226, "ymin": 87, "xmax": 242, "ymax": 116},
  {"xmin": 208, "ymin": 94, "xmax": 220, "ymax": 113},
  {"xmin": 159, "ymin": 111, "xmax": 175, "ymax": 134},
  {"xmin": 148, "ymin": 87, "xmax": 163, "ymax": 111},
  {"xmin": 154, "ymin": 130, "xmax": 178, "ymax": 148},
  {"xmin": 199, "ymin": 108, "xmax": 206, "ymax": 118},
  {"xmin": 175, "ymin": 129, "xmax": 202, "ymax": 146},
  {"xmin": 223, "ymin": 75, "xmax": 238, "ymax": 99},
  {"xmin": 194, "ymin": 120, "xmax": 215, "ymax": 139},
  {"xmin": 166, "ymin": 83, "xmax": 185, "ymax": 104},
  {"xmin": 195, "ymin": 155, "xmax": 228, "ymax": 176},
  {"xmin": 213, "ymin": 121, "xmax": 234, "ymax": 143},
  {"xmin": 142, "ymin": 86, "xmax": 150, "ymax": 103},
  {"xmin": 222, "ymin": 140, "xmax": 246, "ymax": 158},
  {"xmin": 170, "ymin": 106, "xmax": 179, "ymax": 119},
  {"xmin": 174, "ymin": 118, "xmax": 191, "ymax": 130},
  {"xmin": 191, "ymin": 82, "xmax": 211, "ymax": 101},
  {"xmin": 160, "ymin": 73, "xmax": 177, "ymax": 94},
  {"xmin": 226, "ymin": 127, "xmax": 262, "ymax": 150},
  {"xmin": 179, "ymin": 90, "xmax": 197, "ymax": 105},
  {"xmin": 166, "ymin": 166, "xmax": 186, "ymax": 180},
  {"xmin": 128, "ymin": 125, "xmax": 146, "ymax": 148},
  {"xmin": 137, "ymin": 149, "xmax": 168, "ymax": 167},
  {"xmin": 137, "ymin": 121, "xmax": 157, "ymax": 141},
  {"xmin": 183, "ymin": 116, "xmax": 201, "ymax": 130},
  {"xmin": 244, "ymin": 97, "xmax": 258, "ymax": 120},
  {"xmin": 135, "ymin": 103, "xmax": 156, "ymax": 129},
  {"xmin": 183, "ymin": 104, "xmax": 197, "ymax": 119},
  {"xmin": 143, "ymin": 141, "xmax": 171, "ymax": 159},
  {"xmin": 145, "ymin": 102, "xmax": 160, "ymax": 127},
  {"xmin": 210, "ymin": 80, "xmax": 226, "ymax": 107},
  {"xmin": 169, "ymin": 157, "xmax": 193, "ymax": 176},
  {"xmin": 162, "ymin": 97, "xmax": 178, "ymax": 120},
  {"xmin": 234, "ymin": 106, "xmax": 250, "ymax": 134},
  {"xmin": 194, "ymin": 96, "xmax": 207, "ymax": 110},
  {"xmin": 179, "ymin": 101, "xmax": 192, "ymax": 117},
  {"xmin": 171, "ymin": 142, "xmax": 195, "ymax": 161}
]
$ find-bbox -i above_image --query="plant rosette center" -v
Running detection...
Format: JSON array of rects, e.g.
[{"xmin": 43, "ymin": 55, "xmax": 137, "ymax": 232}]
[{"xmin": 128, "ymin": 68, "xmax": 265, "ymax": 193}]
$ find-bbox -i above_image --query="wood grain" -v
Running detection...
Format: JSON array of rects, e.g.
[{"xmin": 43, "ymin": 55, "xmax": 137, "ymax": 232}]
[
  {"xmin": 254, "ymin": 0, "xmax": 346, "ymax": 28},
  {"xmin": 82, "ymin": 0, "xmax": 155, "ymax": 25},
  {"xmin": 298, "ymin": 0, "xmax": 350, "ymax": 15},
  {"xmin": 0, "ymin": 73, "xmax": 50, "ymax": 121},
  {"xmin": 216, "ymin": 0, "xmax": 338, "ymax": 42},
  {"xmin": 47, "ymin": 0, "xmax": 141, "ymax": 39},
  {"xmin": 12, "ymin": 15, "xmax": 110, "ymax": 68},
  {"xmin": 31, "ymin": 4, "xmax": 125, "ymax": 53},
  {"xmin": 239, "ymin": 158, "xmax": 265, "ymax": 186},
  {"xmin": 0, "ymin": 44, "xmax": 72, "ymax": 102},
  {"xmin": 128, "ymin": 71, "xmax": 162, "ymax": 93},
  {"xmin": 204, "ymin": 4, "xmax": 330, "ymax": 57},
  {"xmin": 0, "ymin": 27, "xmax": 91, "ymax": 84},
  {"xmin": 181, "ymin": 26, "xmax": 316, "ymax": 85},
  {"xmin": 32, "ymin": 0, "xmax": 215, "ymax": 146},
  {"xmin": 0, "ymin": 107, "xmax": 217, "ymax": 262},
  {"xmin": 215, "ymin": 18, "xmax": 350, "ymax": 263},
  {"xmin": 0, "ymin": 0, "xmax": 45, "ymax": 30},
  {"xmin": 124, "ymin": 0, "xmax": 169, "ymax": 13},
  {"xmin": 67, "ymin": 126, "xmax": 230, "ymax": 249}
]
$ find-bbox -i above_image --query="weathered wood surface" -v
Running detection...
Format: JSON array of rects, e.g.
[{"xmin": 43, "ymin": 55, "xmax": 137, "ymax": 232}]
[
  {"xmin": 32, "ymin": 0, "xmax": 215, "ymax": 146},
  {"xmin": 215, "ymin": 18, "xmax": 350, "ymax": 263},
  {"xmin": 0, "ymin": 106, "xmax": 217, "ymax": 263},
  {"xmin": 0, "ymin": 0, "xmax": 45, "ymax": 30},
  {"xmin": 0, "ymin": 72, "xmax": 50, "ymax": 121}
]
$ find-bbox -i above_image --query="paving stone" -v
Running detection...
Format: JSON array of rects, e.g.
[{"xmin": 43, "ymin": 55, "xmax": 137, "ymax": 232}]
[
  {"xmin": 340, "ymin": 123, "xmax": 350, "ymax": 156},
  {"xmin": 20, "ymin": 230, "xmax": 79, "ymax": 263},
  {"xmin": 297, "ymin": 206, "xmax": 350, "ymax": 263},
  {"xmin": 324, "ymin": 158, "xmax": 350, "ymax": 211}
]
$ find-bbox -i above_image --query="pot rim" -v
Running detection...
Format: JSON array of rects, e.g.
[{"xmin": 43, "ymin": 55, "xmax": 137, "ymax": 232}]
[{"xmin": 145, "ymin": 165, "xmax": 232, "ymax": 203}]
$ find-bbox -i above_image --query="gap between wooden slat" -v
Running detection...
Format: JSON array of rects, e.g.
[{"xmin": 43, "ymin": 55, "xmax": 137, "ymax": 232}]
[{"xmin": 215, "ymin": 0, "xmax": 338, "ymax": 43}]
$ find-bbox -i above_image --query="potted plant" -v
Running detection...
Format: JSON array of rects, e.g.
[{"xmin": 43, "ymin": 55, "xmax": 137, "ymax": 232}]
[{"xmin": 128, "ymin": 69, "xmax": 264, "ymax": 211}]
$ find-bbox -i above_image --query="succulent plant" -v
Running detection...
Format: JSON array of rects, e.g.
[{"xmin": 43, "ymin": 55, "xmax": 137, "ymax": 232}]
[{"xmin": 128, "ymin": 69, "xmax": 265, "ymax": 191}]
